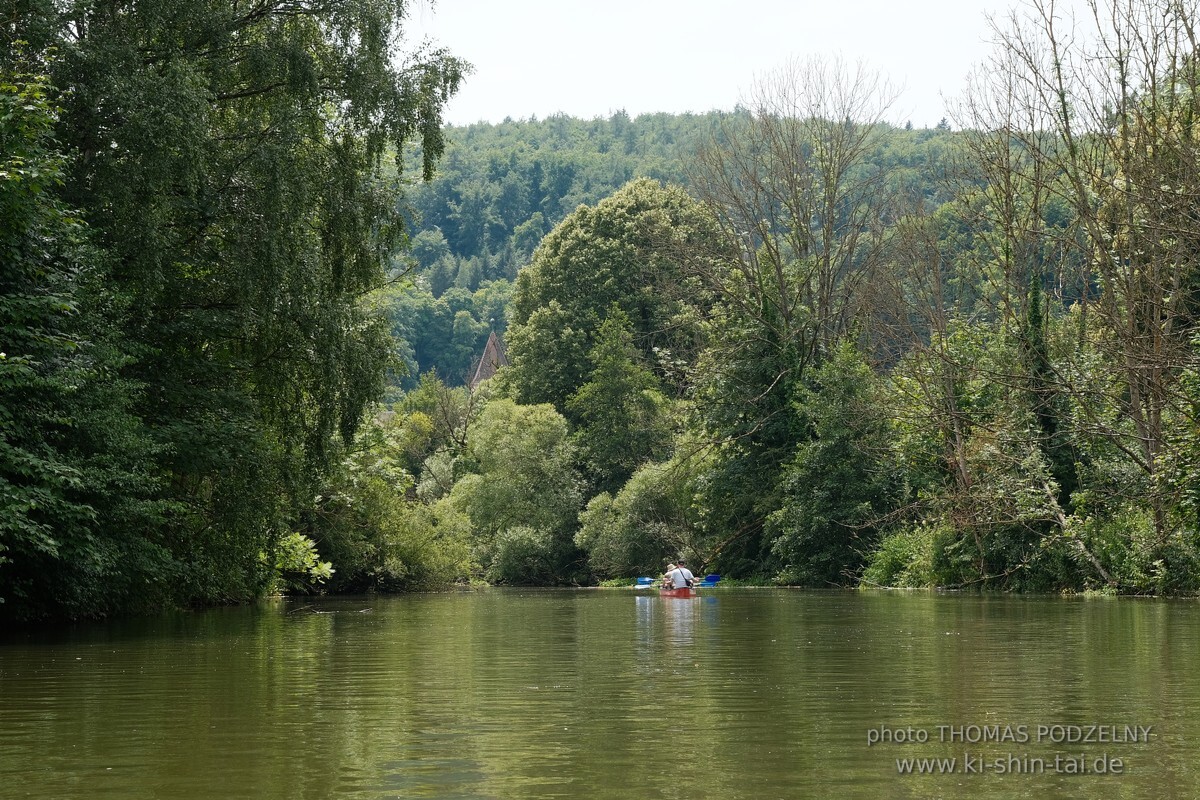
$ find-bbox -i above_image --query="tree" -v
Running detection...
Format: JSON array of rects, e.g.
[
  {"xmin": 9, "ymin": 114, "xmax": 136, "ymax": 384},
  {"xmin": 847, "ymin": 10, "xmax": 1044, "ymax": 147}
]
[
  {"xmin": 575, "ymin": 447, "xmax": 709, "ymax": 578},
  {"xmin": 767, "ymin": 343, "xmax": 901, "ymax": 585},
  {"xmin": 686, "ymin": 56, "xmax": 899, "ymax": 365},
  {"xmin": 506, "ymin": 178, "xmax": 716, "ymax": 411},
  {"xmin": 1, "ymin": 62, "xmax": 164, "ymax": 618},
  {"xmin": 567, "ymin": 308, "xmax": 671, "ymax": 494},
  {"xmin": 503, "ymin": 300, "xmax": 591, "ymax": 413},
  {"xmin": 1, "ymin": 66, "xmax": 88, "ymax": 591},
  {"xmin": 409, "ymin": 229, "xmax": 451, "ymax": 272},
  {"xmin": 981, "ymin": 0, "xmax": 1200, "ymax": 552},
  {"xmin": 681, "ymin": 57, "xmax": 899, "ymax": 568},
  {"xmin": 427, "ymin": 256, "xmax": 456, "ymax": 298},
  {"xmin": 3, "ymin": 0, "xmax": 466, "ymax": 615},
  {"xmin": 309, "ymin": 415, "xmax": 473, "ymax": 593},
  {"xmin": 448, "ymin": 400, "xmax": 583, "ymax": 583}
]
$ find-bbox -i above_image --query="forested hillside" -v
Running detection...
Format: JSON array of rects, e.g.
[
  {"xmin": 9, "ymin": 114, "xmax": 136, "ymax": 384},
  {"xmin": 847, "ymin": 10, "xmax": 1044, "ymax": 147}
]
[
  {"xmin": 7, "ymin": 0, "xmax": 1200, "ymax": 622},
  {"xmin": 376, "ymin": 112, "xmax": 731, "ymax": 387},
  {"xmin": 362, "ymin": 3, "xmax": 1200, "ymax": 596},
  {"xmin": 379, "ymin": 111, "xmax": 953, "ymax": 386}
]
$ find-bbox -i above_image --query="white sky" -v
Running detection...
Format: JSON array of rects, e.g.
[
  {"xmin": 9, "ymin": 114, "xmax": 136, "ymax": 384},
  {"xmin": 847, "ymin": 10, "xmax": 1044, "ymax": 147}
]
[{"xmin": 403, "ymin": 0, "xmax": 1020, "ymax": 128}]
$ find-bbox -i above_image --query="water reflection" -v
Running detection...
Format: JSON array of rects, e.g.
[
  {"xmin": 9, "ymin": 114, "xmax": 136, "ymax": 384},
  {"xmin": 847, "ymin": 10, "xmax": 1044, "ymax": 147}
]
[
  {"xmin": 663, "ymin": 592, "xmax": 698, "ymax": 646},
  {"xmin": 633, "ymin": 592, "xmax": 720, "ymax": 655}
]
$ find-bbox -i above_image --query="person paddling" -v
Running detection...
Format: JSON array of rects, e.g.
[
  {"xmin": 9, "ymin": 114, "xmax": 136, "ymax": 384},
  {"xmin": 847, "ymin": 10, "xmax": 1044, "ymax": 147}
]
[{"xmin": 663, "ymin": 558, "xmax": 695, "ymax": 589}]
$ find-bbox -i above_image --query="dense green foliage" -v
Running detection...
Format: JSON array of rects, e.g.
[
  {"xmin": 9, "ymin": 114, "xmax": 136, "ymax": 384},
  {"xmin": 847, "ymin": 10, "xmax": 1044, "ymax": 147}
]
[
  {"xmin": 369, "ymin": 2, "xmax": 1200, "ymax": 595},
  {"xmin": 567, "ymin": 309, "xmax": 671, "ymax": 495},
  {"xmin": 448, "ymin": 399, "xmax": 583, "ymax": 583},
  {"xmin": 308, "ymin": 410, "xmax": 473, "ymax": 593},
  {"xmin": 380, "ymin": 115, "xmax": 726, "ymax": 392},
  {"xmin": 11, "ymin": 0, "xmax": 1200, "ymax": 616},
  {"xmin": 1, "ymin": 65, "xmax": 168, "ymax": 618},
  {"xmin": 506, "ymin": 178, "xmax": 714, "ymax": 406},
  {"xmin": 374, "ymin": 279, "xmax": 512, "ymax": 390},
  {"xmin": 406, "ymin": 112, "xmax": 717, "ymax": 272},
  {"xmin": 1, "ymin": 1, "xmax": 464, "ymax": 620},
  {"xmin": 768, "ymin": 343, "xmax": 901, "ymax": 586}
]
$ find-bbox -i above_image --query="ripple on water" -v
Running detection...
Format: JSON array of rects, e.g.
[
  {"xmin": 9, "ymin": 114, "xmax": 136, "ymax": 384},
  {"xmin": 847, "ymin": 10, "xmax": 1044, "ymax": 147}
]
[{"xmin": 2, "ymin": 591, "xmax": 1198, "ymax": 800}]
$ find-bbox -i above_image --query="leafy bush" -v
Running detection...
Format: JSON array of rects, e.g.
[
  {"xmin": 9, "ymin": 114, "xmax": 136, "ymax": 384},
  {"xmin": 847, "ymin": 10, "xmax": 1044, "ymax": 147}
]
[
  {"xmin": 575, "ymin": 456, "xmax": 702, "ymax": 578},
  {"xmin": 309, "ymin": 416, "xmax": 474, "ymax": 592},
  {"xmin": 1075, "ymin": 510, "xmax": 1200, "ymax": 594},
  {"xmin": 488, "ymin": 527, "xmax": 558, "ymax": 585},
  {"xmin": 449, "ymin": 399, "xmax": 584, "ymax": 582},
  {"xmin": 862, "ymin": 525, "xmax": 945, "ymax": 588},
  {"xmin": 270, "ymin": 533, "xmax": 334, "ymax": 594}
]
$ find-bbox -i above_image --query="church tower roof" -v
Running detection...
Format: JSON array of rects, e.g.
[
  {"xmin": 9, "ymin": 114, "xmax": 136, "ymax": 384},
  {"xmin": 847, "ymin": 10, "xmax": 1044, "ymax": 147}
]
[{"xmin": 469, "ymin": 330, "xmax": 508, "ymax": 390}]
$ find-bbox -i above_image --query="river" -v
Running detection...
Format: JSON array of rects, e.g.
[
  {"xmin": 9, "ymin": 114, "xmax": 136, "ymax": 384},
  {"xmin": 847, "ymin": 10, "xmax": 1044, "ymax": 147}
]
[{"xmin": 1, "ymin": 589, "xmax": 1197, "ymax": 799}]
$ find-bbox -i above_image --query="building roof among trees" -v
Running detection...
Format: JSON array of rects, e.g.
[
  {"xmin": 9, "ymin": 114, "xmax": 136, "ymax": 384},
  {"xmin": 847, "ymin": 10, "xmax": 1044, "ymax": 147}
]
[{"xmin": 469, "ymin": 330, "xmax": 508, "ymax": 390}]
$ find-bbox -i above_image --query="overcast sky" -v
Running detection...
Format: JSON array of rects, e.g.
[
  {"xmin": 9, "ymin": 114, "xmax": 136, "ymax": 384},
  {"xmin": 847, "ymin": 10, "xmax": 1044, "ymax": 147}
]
[{"xmin": 403, "ymin": 0, "xmax": 1026, "ymax": 128}]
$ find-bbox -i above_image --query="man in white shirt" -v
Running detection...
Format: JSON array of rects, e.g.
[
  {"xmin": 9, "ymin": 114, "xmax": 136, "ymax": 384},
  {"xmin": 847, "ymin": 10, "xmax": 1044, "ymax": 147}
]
[{"xmin": 664, "ymin": 558, "xmax": 695, "ymax": 588}]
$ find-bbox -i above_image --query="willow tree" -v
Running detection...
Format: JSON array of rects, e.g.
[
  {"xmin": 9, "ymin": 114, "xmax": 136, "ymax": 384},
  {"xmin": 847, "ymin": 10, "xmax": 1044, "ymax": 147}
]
[{"xmin": 2, "ymin": 1, "xmax": 465, "ymax": 614}]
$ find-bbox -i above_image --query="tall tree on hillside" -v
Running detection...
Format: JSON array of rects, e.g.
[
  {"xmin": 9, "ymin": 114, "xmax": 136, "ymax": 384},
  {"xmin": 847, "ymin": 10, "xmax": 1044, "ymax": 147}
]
[{"xmin": 506, "ymin": 178, "xmax": 718, "ymax": 412}]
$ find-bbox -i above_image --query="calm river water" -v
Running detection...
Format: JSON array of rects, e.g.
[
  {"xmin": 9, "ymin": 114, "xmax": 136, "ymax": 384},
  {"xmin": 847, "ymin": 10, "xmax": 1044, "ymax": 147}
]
[{"xmin": 1, "ymin": 589, "xmax": 1197, "ymax": 799}]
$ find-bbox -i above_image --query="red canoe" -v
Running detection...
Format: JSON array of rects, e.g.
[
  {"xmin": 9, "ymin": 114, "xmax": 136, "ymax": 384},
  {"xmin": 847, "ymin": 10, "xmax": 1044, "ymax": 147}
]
[{"xmin": 659, "ymin": 587, "xmax": 695, "ymax": 598}]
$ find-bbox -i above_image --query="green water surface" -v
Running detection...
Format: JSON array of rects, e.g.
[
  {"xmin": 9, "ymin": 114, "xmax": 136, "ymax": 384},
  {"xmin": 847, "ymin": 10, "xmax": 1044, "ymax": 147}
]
[{"xmin": 1, "ymin": 590, "xmax": 1196, "ymax": 799}]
